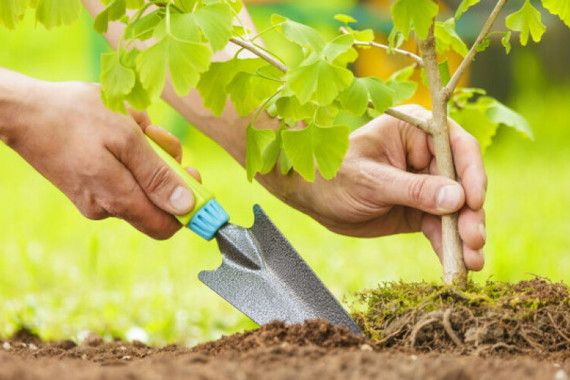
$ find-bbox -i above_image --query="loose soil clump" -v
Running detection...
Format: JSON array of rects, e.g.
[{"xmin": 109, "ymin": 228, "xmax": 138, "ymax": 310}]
[{"xmin": 354, "ymin": 278, "xmax": 570, "ymax": 356}]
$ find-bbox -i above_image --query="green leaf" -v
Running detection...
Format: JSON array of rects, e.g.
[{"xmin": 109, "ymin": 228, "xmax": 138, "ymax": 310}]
[
  {"xmin": 439, "ymin": 61, "xmax": 450, "ymax": 86},
  {"xmin": 94, "ymin": 0, "xmax": 126, "ymax": 33},
  {"xmin": 282, "ymin": 123, "xmax": 350, "ymax": 181},
  {"xmin": 136, "ymin": 35, "xmax": 212, "ymax": 99},
  {"xmin": 487, "ymin": 101, "xmax": 534, "ymax": 140},
  {"xmin": 271, "ymin": 14, "xmax": 325, "ymax": 52},
  {"xmin": 227, "ymin": 70, "xmax": 280, "ymax": 116},
  {"xmin": 506, "ymin": 0, "xmax": 546, "ymax": 46},
  {"xmin": 124, "ymin": 9, "xmax": 163, "ymax": 40},
  {"xmin": 334, "ymin": 13, "xmax": 357, "ymax": 24},
  {"xmin": 0, "ymin": 0, "xmax": 28, "ymax": 29},
  {"xmin": 501, "ymin": 31, "xmax": 512, "ymax": 54},
  {"xmin": 386, "ymin": 65, "xmax": 418, "ymax": 104},
  {"xmin": 286, "ymin": 56, "xmax": 353, "ymax": 106},
  {"xmin": 245, "ymin": 124, "xmax": 280, "ymax": 181},
  {"xmin": 434, "ymin": 18, "xmax": 468, "ymax": 57},
  {"xmin": 455, "ymin": 0, "xmax": 480, "ymax": 20},
  {"xmin": 273, "ymin": 95, "xmax": 317, "ymax": 121},
  {"xmin": 391, "ymin": 0, "xmax": 439, "ymax": 40},
  {"xmin": 475, "ymin": 36, "xmax": 491, "ymax": 52},
  {"xmin": 339, "ymin": 77, "xmax": 394, "ymax": 116},
  {"xmin": 541, "ymin": 0, "xmax": 570, "ymax": 28},
  {"xmin": 197, "ymin": 58, "xmax": 277, "ymax": 116},
  {"xmin": 322, "ymin": 34, "xmax": 354, "ymax": 61},
  {"xmin": 449, "ymin": 90, "xmax": 533, "ymax": 150},
  {"xmin": 449, "ymin": 100, "xmax": 499, "ymax": 151},
  {"xmin": 194, "ymin": 2, "xmax": 233, "ymax": 51},
  {"xmin": 35, "ymin": 0, "xmax": 81, "ymax": 29},
  {"xmin": 100, "ymin": 51, "xmax": 136, "ymax": 113}
]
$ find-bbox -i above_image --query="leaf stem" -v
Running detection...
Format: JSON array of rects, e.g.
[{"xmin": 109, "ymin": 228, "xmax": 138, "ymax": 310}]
[
  {"xmin": 229, "ymin": 37, "xmax": 288, "ymax": 72},
  {"xmin": 340, "ymin": 27, "xmax": 424, "ymax": 66},
  {"xmin": 443, "ymin": 0, "xmax": 508, "ymax": 99}
]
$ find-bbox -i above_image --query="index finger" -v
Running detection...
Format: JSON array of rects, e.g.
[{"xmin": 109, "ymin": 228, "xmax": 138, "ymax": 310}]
[{"xmin": 448, "ymin": 119, "xmax": 487, "ymax": 210}]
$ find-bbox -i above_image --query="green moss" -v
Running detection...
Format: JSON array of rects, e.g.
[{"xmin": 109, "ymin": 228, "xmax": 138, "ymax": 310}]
[{"xmin": 351, "ymin": 278, "xmax": 570, "ymax": 346}]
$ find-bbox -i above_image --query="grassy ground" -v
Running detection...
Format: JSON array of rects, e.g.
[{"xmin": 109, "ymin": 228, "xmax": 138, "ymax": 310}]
[{"xmin": 0, "ymin": 11, "xmax": 569, "ymax": 345}]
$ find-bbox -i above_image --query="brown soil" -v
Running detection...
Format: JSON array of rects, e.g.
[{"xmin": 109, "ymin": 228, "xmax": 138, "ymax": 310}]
[{"xmin": 2, "ymin": 320, "xmax": 570, "ymax": 380}]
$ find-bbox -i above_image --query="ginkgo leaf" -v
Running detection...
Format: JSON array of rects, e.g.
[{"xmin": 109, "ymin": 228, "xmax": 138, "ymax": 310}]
[
  {"xmin": 100, "ymin": 51, "xmax": 136, "ymax": 112},
  {"xmin": 136, "ymin": 35, "xmax": 212, "ymax": 99},
  {"xmin": 506, "ymin": 0, "xmax": 546, "ymax": 46},
  {"xmin": 286, "ymin": 55, "xmax": 353, "ymax": 106},
  {"xmin": 488, "ymin": 101, "xmax": 534, "ymax": 139},
  {"xmin": 501, "ymin": 31, "xmax": 512, "ymax": 54},
  {"xmin": 449, "ymin": 90, "xmax": 533, "ymax": 151},
  {"xmin": 322, "ymin": 34, "xmax": 354, "ymax": 61},
  {"xmin": 197, "ymin": 58, "xmax": 277, "ymax": 116},
  {"xmin": 386, "ymin": 65, "xmax": 418, "ymax": 104},
  {"xmin": 0, "ymin": 0, "xmax": 28, "ymax": 29},
  {"xmin": 334, "ymin": 13, "xmax": 357, "ymax": 24},
  {"xmin": 541, "ymin": 0, "xmax": 570, "ymax": 28},
  {"xmin": 227, "ymin": 71, "xmax": 280, "ymax": 115},
  {"xmin": 449, "ymin": 101, "xmax": 498, "ymax": 151},
  {"xmin": 245, "ymin": 124, "xmax": 281, "ymax": 181},
  {"xmin": 124, "ymin": 9, "xmax": 163, "ymax": 40},
  {"xmin": 193, "ymin": 2, "xmax": 233, "ymax": 51},
  {"xmin": 94, "ymin": 0, "xmax": 126, "ymax": 33},
  {"xmin": 339, "ymin": 77, "xmax": 394, "ymax": 116},
  {"xmin": 391, "ymin": 0, "xmax": 439, "ymax": 40},
  {"xmin": 435, "ymin": 18, "xmax": 468, "ymax": 57},
  {"xmin": 35, "ymin": 0, "xmax": 81, "ymax": 29},
  {"xmin": 273, "ymin": 95, "xmax": 317, "ymax": 121},
  {"xmin": 281, "ymin": 123, "xmax": 350, "ymax": 181},
  {"xmin": 455, "ymin": 0, "xmax": 480, "ymax": 20},
  {"xmin": 271, "ymin": 14, "xmax": 325, "ymax": 52}
]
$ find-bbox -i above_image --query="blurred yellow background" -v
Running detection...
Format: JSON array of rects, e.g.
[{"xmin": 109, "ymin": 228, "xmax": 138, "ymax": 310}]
[{"xmin": 1, "ymin": 1, "xmax": 569, "ymax": 344}]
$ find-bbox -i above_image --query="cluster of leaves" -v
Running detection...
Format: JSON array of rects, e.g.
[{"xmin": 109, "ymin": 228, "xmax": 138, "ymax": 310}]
[{"xmin": 1, "ymin": 0, "xmax": 569, "ymax": 182}]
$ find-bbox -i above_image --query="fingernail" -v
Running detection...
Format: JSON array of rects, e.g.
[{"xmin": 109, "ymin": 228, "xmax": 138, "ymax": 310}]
[
  {"xmin": 436, "ymin": 185, "xmax": 462, "ymax": 212},
  {"xmin": 479, "ymin": 223, "xmax": 487, "ymax": 242},
  {"xmin": 169, "ymin": 186, "xmax": 193, "ymax": 214}
]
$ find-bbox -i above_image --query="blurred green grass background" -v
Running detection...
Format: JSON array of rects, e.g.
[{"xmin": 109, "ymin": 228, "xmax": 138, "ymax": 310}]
[{"xmin": 1, "ymin": 5, "xmax": 570, "ymax": 345}]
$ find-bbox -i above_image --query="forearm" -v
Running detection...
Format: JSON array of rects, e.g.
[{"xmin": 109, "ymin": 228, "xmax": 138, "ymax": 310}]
[
  {"xmin": 81, "ymin": 1, "xmax": 276, "ymax": 166},
  {"xmin": 0, "ymin": 68, "xmax": 42, "ymax": 146}
]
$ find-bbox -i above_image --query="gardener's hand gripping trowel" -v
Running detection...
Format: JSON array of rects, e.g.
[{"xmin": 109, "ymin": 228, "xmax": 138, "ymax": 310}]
[{"xmin": 148, "ymin": 139, "xmax": 361, "ymax": 334}]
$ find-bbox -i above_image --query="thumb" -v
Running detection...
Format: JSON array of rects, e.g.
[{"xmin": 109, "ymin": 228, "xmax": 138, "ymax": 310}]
[
  {"xmin": 114, "ymin": 130, "xmax": 195, "ymax": 216},
  {"xmin": 382, "ymin": 167, "xmax": 465, "ymax": 215}
]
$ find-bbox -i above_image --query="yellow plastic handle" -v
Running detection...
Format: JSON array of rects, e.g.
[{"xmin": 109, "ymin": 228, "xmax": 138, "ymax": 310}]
[{"xmin": 146, "ymin": 137, "xmax": 214, "ymax": 227}]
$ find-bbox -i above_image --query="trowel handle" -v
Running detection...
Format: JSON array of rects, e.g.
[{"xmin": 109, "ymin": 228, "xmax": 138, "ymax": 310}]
[{"xmin": 147, "ymin": 137, "xmax": 229, "ymax": 240}]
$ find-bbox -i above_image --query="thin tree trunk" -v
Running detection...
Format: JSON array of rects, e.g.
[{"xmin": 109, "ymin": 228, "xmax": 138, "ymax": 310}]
[{"xmin": 419, "ymin": 29, "xmax": 467, "ymax": 285}]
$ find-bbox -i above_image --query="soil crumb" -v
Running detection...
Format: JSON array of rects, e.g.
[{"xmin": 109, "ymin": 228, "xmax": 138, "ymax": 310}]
[{"xmin": 354, "ymin": 278, "xmax": 570, "ymax": 356}]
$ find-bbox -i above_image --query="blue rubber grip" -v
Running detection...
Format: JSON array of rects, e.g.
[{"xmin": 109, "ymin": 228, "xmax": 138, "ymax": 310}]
[{"xmin": 188, "ymin": 199, "xmax": 229, "ymax": 240}]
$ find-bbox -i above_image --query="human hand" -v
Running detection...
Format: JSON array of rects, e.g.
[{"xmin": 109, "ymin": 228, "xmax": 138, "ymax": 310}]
[
  {"xmin": 2, "ymin": 78, "xmax": 200, "ymax": 239},
  {"xmin": 260, "ymin": 105, "xmax": 486, "ymax": 271}
]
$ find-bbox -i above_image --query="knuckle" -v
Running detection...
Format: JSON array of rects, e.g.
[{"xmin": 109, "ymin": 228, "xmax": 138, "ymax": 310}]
[
  {"xmin": 78, "ymin": 202, "xmax": 107, "ymax": 220},
  {"xmin": 407, "ymin": 177, "xmax": 429, "ymax": 206},
  {"xmin": 100, "ymin": 198, "xmax": 128, "ymax": 218},
  {"xmin": 147, "ymin": 218, "xmax": 180, "ymax": 240},
  {"xmin": 145, "ymin": 164, "xmax": 173, "ymax": 194}
]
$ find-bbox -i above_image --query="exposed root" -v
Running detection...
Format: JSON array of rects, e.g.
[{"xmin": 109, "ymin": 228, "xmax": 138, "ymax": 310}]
[{"xmin": 352, "ymin": 278, "xmax": 570, "ymax": 355}]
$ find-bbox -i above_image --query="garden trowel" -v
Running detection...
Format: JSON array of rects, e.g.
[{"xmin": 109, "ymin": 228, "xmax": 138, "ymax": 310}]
[{"xmin": 149, "ymin": 138, "xmax": 361, "ymax": 335}]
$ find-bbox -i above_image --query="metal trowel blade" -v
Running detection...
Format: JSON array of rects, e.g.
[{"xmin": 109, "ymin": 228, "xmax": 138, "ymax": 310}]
[{"xmin": 198, "ymin": 205, "xmax": 361, "ymax": 335}]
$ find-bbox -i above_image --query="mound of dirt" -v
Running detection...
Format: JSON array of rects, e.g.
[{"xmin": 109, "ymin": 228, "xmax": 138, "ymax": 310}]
[
  {"xmin": 192, "ymin": 320, "xmax": 369, "ymax": 356},
  {"xmin": 354, "ymin": 278, "xmax": 570, "ymax": 356}
]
